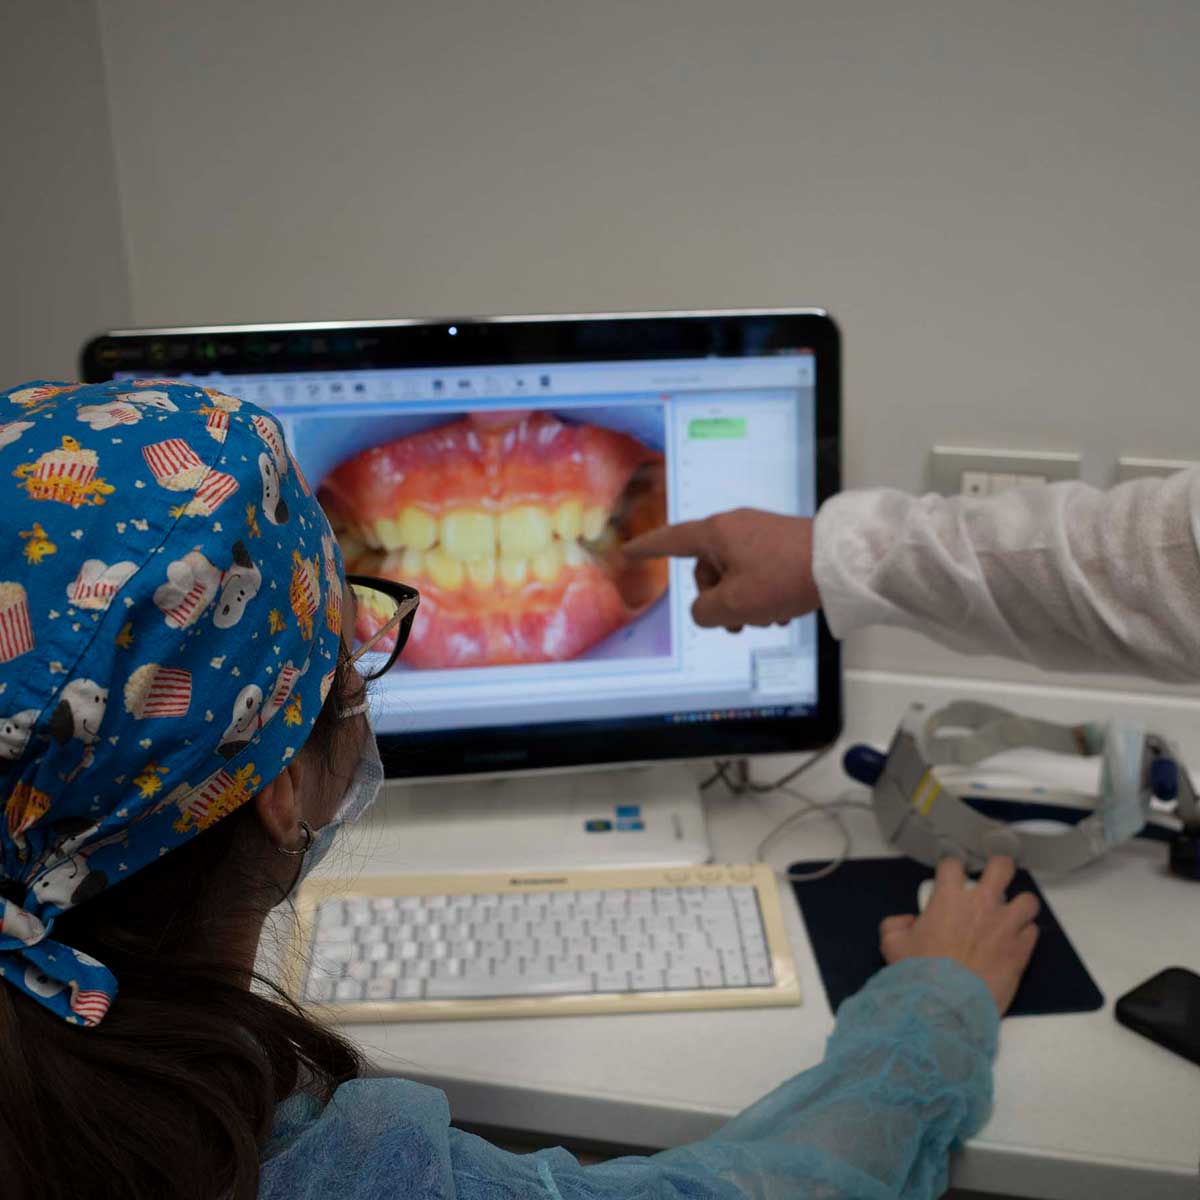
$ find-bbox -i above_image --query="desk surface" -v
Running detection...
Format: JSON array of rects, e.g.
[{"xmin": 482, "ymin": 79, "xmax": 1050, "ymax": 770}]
[{"xmin": 326, "ymin": 672, "xmax": 1200, "ymax": 1200}]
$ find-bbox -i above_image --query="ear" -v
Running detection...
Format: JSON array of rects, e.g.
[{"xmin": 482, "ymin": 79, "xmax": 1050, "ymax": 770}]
[
  {"xmin": 253, "ymin": 759, "xmax": 306, "ymax": 850},
  {"xmin": 275, "ymin": 498, "xmax": 289, "ymax": 523},
  {"xmin": 48, "ymin": 700, "xmax": 75, "ymax": 745},
  {"xmin": 231, "ymin": 540, "xmax": 253, "ymax": 569}
]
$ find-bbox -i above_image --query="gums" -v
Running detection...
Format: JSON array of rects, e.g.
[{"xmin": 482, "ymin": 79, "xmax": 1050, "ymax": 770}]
[{"xmin": 318, "ymin": 410, "xmax": 668, "ymax": 669}]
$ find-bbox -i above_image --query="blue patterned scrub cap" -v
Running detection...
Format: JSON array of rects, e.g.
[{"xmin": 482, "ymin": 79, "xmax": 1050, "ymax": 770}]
[{"xmin": 0, "ymin": 380, "xmax": 344, "ymax": 1025}]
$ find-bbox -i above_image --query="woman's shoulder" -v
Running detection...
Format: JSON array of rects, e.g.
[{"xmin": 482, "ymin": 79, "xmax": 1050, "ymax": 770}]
[{"xmin": 260, "ymin": 1078, "xmax": 457, "ymax": 1200}]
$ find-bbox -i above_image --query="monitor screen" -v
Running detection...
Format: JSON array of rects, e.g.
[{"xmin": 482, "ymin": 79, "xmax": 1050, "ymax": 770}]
[{"xmin": 83, "ymin": 311, "xmax": 841, "ymax": 776}]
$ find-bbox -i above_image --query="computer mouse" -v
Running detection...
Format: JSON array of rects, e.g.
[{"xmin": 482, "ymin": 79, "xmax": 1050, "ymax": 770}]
[{"xmin": 917, "ymin": 876, "xmax": 976, "ymax": 913}]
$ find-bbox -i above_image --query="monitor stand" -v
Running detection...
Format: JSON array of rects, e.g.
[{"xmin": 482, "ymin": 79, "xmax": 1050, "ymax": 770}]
[{"xmin": 350, "ymin": 763, "xmax": 713, "ymax": 875}]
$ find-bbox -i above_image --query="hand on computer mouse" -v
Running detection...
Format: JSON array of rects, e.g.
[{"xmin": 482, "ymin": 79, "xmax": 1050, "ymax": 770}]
[
  {"xmin": 878, "ymin": 856, "xmax": 1040, "ymax": 1016},
  {"xmin": 622, "ymin": 508, "xmax": 818, "ymax": 631}
]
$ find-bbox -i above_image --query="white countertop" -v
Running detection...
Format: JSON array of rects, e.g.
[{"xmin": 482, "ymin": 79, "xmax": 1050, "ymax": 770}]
[{"xmin": 319, "ymin": 670, "xmax": 1200, "ymax": 1200}]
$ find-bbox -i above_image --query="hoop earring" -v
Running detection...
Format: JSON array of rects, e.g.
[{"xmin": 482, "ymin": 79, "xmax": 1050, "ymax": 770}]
[{"xmin": 276, "ymin": 820, "xmax": 313, "ymax": 857}]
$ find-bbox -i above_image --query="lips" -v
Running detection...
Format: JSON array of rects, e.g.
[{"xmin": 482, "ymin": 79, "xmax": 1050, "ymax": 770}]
[{"xmin": 318, "ymin": 410, "xmax": 668, "ymax": 669}]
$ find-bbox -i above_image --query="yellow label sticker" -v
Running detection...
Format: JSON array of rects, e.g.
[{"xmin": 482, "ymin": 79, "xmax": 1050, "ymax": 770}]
[{"xmin": 912, "ymin": 771, "xmax": 942, "ymax": 816}]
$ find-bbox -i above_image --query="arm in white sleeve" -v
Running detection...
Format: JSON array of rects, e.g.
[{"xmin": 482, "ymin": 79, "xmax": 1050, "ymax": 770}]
[{"xmin": 812, "ymin": 469, "xmax": 1200, "ymax": 682}]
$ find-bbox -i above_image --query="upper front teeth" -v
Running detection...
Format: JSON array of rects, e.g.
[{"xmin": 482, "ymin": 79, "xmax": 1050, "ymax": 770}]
[{"xmin": 354, "ymin": 499, "xmax": 610, "ymax": 590}]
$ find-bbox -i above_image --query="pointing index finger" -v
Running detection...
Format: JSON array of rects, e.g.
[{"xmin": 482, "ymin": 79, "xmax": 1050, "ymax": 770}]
[{"xmin": 622, "ymin": 519, "xmax": 715, "ymax": 561}]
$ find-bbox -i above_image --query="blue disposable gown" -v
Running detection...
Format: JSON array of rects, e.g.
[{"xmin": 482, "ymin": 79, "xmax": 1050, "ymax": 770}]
[{"xmin": 260, "ymin": 959, "xmax": 999, "ymax": 1200}]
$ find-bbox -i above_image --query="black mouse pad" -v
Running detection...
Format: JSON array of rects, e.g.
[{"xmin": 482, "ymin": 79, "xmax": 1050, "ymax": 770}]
[{"xmin": 789, "ymin": 857, "xmax": 1104, "ymax": 1017}]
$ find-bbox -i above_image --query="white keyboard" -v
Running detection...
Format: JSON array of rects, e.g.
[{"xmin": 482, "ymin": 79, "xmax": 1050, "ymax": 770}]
[{"xmin": 293, "ymin": 864, "xmax": 800, "ymax": 1021}]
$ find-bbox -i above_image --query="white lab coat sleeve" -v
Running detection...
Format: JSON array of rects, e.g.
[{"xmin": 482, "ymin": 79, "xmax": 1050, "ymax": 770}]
[{"xmin": 811, "ymin": 469, "xmax": 1200, "ymax": 682}]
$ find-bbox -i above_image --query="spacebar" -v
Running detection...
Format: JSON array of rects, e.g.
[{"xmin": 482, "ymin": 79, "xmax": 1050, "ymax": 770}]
[{"xmin": 426, "ymin": 973, "xmax": 594, "ymax": 1000}]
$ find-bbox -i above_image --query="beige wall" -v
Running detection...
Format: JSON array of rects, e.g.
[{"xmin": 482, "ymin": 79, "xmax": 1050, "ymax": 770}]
[
  {"xmin": 29, "ymin": 1, "xmax": 1200, "ymax": 689},
  {"xmin": 0, "ymin": 0, "xmax": 131, "ymax": 381}
]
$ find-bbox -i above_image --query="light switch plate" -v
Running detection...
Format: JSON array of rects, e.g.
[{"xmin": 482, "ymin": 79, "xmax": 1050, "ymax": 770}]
[
  {"xmin": 929, "ymin": 447, "xmax": 1081, "ymax": 496},
  {"xmin": 1115, "ymin": 456, "xmax": 1200, "ymax": 483}
]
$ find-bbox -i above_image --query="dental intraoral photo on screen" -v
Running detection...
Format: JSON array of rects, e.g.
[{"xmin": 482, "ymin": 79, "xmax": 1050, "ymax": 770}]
[
  {"xmin": 169, "ymin": 356, "xmax": 819, "ymax": 736},
  {"xmin": 305, "ymin": 405, "xmax": 671, "ymax": 671}
]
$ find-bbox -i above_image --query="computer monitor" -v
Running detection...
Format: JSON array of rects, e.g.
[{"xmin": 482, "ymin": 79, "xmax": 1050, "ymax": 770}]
[{"xmin": 83, "ymin": 311, "xmax": 840, "ymax": 865}]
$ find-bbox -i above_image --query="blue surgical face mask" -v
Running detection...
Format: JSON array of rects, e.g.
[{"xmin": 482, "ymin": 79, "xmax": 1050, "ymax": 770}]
[{"xmin": 291, "ymin": 705, "xmax": 383, "ymax": 891}]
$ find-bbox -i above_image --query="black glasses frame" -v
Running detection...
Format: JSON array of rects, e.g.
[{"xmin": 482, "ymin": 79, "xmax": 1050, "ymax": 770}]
[{"xmin": 345, "ymin": 574, "xmax": 421, "ymax": 680}]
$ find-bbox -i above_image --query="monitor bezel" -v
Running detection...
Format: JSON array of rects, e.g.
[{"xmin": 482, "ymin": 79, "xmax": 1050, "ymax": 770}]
[{"xmin": 81, "ymin": 309, "xmax": 842, "ymax": 776}]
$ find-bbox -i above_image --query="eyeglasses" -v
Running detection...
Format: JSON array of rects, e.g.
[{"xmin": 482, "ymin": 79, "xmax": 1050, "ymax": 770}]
[{"xmin": 344, "ymin": 574, "xmax": 421, "ymax": 681}]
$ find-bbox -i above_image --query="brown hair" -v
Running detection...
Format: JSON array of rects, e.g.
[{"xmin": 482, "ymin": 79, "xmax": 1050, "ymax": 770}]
[{"xmin": 0, "ymin": 665, "xmax": 363, "ymax": 1200}]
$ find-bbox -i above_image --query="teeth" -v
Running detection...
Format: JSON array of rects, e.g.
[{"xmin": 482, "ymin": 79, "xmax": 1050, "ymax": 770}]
[
  {"xmin": 499, "ymin": 555, "xmax": 529, "ymax": 587},
  {"xmin": 582, "ymin": 505, "xmax": 607, "ymax": 540},
  {"xmin": 562, "ymin": 540, "xmax": 589, "ymax": 568},
  {"xmin": 554, "ymin": 499, "xmax": 583, "ymax": 541},
  {"xmin": 442, "ymin": 510, "xmax": 496, "ymax": 560},
  {"xmin": 499, "ymin": 506, "xmax": 553, "ymax": 557},
  {"xmin": 532, "ymin": 541, "xmax": 564, "ymax": 583},
  {"xmin": 380, "ymin": 546, "xmax": 425, "ymax": 578},
  {"xmin": 426, "ymin": 546, "xmax": 465, "ymax": 590},
  {"xmin": 374, "ymin": 516, "xmax": 404, "ymax": 551},
  {"xmin": 374, "ymin": 507, "xmax": 437, "ymax": 552},
  {"xmin": 466, "ymin": 556, "xmax": 497, "ymax": 588},
  {"xmin": 401, "ymin": 547, "xmax": 425, "ymax": 577},
  {"xmin": 365, "ymin": 500, "xmax": 608, "ymax": 591},
  {"xmin": 400, "ymin": 507, "xmax": 438, "ymax": 551},
  {"xmin": 356, "ymin": 588, "xmax": 395, "ymax": 622}
]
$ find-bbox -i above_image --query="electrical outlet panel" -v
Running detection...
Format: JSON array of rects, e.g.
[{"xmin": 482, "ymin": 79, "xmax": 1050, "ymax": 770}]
[
  {"xmin": 929, "ymin": 448, "xmax": 1081, "ymax": 497},
  {"xmin": 1115, "ymin": 456, "xmax": 1200, "ymax": 483}
]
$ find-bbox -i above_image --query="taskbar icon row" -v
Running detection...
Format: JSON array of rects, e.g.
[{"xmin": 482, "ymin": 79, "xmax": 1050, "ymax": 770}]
[{"xmin": 667, "ymin": 705, "xmax": 807, "ymax": 725}]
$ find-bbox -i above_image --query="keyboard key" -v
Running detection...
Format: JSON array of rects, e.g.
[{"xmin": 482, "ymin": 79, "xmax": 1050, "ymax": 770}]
[
  {"xmin": 594, "ymin": 970, "xmax": 629, "ymax": 993},
  {"xmin": 739, "ymin": 925, "xmax": 768, "ymax": 958},
  {"xmin": 314, "ymin": 941, "xmax": 355, "ymax": 964},
  {"xmin": 305, "ymin": 976, "xmax": 335, "ymax": 1002},
  {"xmin": 334, "ymin": 979, "xmax": 363, "ymax": 1001},
  {"xmin": 424, "ymin": 973, "xmax": 522, "ymax": 1000},
  {"xmin": 746, "ymin": 954, "xmax": 774, "ymax": 985},
  {"xmin": 366, "ymin": 978, "xmax": 396, "ymax": 1001},
  {"xmin": 630, "ymin": 967, "xmax": 666, "ymax": 991},
  {"xmin": 665, "ymin": 965, "xmax": 700, "ymax": 990},
  {"xmin": 715, "ymin": 950, "xmax": 746, "ymax": 985}
]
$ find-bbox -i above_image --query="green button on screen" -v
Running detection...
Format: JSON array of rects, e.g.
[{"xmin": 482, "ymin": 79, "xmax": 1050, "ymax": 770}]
[{"xmin": 687, "ymin": 417, "xmax": 746, "ymax": 439}]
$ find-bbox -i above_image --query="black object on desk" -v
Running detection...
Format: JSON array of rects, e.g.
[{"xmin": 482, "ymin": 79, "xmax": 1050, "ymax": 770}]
[{"xmin": 789, "ymin": 856, "xmax": 1104, "ymax": 1017}]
